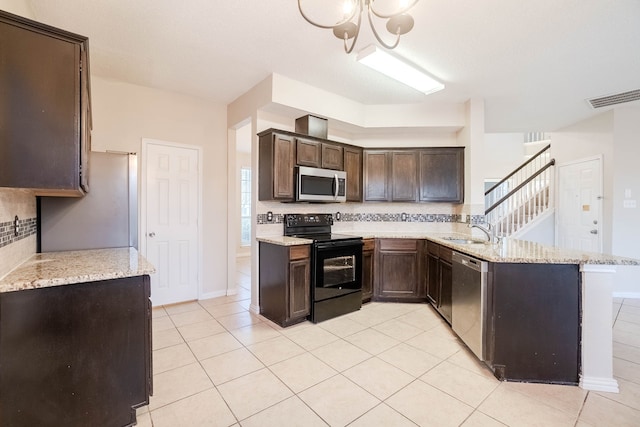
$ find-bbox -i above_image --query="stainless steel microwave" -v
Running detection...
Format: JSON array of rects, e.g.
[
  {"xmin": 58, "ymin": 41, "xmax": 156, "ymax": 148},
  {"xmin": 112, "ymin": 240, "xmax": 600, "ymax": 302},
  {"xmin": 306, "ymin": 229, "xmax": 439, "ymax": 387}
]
[{"xmin": 296, "ymin": 166, "xmax": 347, "ymax": 202}]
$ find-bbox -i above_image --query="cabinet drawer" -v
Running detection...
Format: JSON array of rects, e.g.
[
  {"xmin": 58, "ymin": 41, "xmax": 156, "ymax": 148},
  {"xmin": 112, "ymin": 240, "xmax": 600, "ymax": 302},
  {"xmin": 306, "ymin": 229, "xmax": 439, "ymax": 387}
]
[
  {"xmin": 289, "ymin": 245, "xmax": 310, "ymax": 260},
  {"xmin": 379, "ymin": 239, "xmax": 418, "ymax": 252},
  {"xmin": 427, "ymin": 241, "xmax": 440, "ymax": 256},
  {"xmin": 363, "ymin": 239, "xmax": 375, "ymax": 251},
  {"xmin": 439, "ymin": 246, "xmax": 452, "ymax": 263}
]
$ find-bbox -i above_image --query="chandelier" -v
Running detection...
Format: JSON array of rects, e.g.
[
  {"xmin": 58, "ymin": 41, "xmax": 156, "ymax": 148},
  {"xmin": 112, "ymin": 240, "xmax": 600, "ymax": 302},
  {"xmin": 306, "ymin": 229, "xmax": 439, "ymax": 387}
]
[{"xmin": 297, "ymin": 0, "xmax": 419, "ymax": 54}]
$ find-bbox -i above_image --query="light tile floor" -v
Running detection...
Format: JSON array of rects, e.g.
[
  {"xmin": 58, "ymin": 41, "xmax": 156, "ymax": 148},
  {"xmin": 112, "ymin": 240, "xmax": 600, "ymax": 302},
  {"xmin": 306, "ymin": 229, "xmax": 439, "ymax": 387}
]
[{"xmin": 136, "ymin": 260, "xmax": 640, "ymax": 426}]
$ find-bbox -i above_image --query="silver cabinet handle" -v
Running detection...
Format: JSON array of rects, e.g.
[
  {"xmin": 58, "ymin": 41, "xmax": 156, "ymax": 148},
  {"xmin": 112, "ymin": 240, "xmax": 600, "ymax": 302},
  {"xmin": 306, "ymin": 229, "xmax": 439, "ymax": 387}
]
[{"xmin": 148, "ymin": 232, "xmax": 156, "ymax": 237}]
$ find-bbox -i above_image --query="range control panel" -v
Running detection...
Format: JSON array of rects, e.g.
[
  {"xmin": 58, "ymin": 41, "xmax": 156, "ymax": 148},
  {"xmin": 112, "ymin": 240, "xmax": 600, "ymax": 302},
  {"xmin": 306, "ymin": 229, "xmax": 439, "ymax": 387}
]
[{"xmin": 284, "ymin": 213, "xmax": 333, "ymax": 228}]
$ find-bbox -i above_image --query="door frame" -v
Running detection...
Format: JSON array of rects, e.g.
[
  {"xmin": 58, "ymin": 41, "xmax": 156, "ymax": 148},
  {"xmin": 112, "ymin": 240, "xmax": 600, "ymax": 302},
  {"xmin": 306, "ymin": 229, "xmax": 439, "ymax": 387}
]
[
  {"xmin": 555, "ymin": 155, "xmax": 603, "ymax": 253},
  {"xmin": 140, "ymin": 138, "xmax": 203, "ymax": 302}
]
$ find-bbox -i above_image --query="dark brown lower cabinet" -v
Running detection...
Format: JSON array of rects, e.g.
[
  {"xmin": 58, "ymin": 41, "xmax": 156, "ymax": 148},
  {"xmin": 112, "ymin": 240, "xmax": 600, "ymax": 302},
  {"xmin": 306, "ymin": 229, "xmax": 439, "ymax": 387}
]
[
  {"xmin": 0, "ymin": 276, "xmax": 152, "ymax": 427},
  {"xmin": 259, "ymin": 242, "xmax": 310, "ymax": 327},
  {"xmin": 374, "ymin": 239, "xmax": 426, "ymax": 302},
  {"xmin": 486, "ymin": 263, "xmax": 581, "ymax": 385},
  {"xmin": 426, "ymin": 241, "xmax": 452, "ymax": 324},
  {"xmin": 361, "ymin": 239, "xmax": 375, "ymax": 302}
]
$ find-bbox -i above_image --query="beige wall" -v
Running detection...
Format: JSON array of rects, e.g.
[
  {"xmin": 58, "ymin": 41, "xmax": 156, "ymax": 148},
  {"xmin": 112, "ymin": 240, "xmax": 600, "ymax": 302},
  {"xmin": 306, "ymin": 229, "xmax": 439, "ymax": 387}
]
[
  {"xmin": 0, "ymin": 0, "xmax": 33, "ymax": 18},
  {"xmin": 91, "ymin": 76, "xmax": 229, "ymax": 298}
]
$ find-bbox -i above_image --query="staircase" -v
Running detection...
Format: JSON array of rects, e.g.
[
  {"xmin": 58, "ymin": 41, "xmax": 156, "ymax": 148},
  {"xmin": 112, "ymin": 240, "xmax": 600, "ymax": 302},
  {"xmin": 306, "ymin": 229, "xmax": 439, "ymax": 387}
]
[{"xmin": 485, "ymin": 141, "xmax": 555, "ymax": 237}]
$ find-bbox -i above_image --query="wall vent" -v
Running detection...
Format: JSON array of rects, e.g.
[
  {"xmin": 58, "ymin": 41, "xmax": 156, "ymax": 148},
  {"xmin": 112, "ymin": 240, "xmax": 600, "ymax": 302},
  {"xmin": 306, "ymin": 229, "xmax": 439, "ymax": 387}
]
[{"xmin": 587, "ymin": 89, "xmax": 640, "ymax": 109}]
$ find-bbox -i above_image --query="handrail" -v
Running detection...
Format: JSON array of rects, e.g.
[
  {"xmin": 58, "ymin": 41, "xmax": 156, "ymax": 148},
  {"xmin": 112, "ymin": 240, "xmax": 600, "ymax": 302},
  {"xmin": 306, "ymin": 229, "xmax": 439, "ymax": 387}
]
[
  {"xmin": 485, "ymin": 159, "xmax": 555, "ymax": 215},
  {"xmin": 485, "ymin": 143, "xmax": 551, "ymax": 196}
]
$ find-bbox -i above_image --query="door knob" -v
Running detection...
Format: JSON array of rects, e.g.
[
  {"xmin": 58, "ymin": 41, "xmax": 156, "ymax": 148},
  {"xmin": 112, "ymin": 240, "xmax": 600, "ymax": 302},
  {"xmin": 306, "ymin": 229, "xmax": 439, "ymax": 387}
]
[
  {"xmin": 590, "ymin": 230, "xmax": 598, "ymax": 235},
  {"xmin": 148, "ymin": 232, "xmax": 156, "ymax": 237}
]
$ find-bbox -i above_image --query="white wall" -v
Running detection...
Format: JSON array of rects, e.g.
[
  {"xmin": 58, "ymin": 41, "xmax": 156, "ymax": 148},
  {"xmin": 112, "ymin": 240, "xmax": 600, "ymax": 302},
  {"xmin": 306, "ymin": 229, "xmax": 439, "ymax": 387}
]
[
  {"xmin": 551, "ymin": 112, "xmax": 614, "ymax": 253},
  {"xmin": 91, "ymin": 76, "xmax": 229, "ymax": 298},
  {"xmin": 484, "ymin": 133, "xmax": 525, "ymax": 180},
  {"xmin": 551, "ymin": 109, "xmax": 640, "ymax": 295},
  {"xmin": 611, "ymin": 107, "xmax": 640, "ymax": 296}
]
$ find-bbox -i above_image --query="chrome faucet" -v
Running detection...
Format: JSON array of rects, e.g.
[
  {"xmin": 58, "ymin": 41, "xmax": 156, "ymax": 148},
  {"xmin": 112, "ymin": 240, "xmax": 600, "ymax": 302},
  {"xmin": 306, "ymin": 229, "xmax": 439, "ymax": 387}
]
[{"xmin": 469, "ymin": 223, "xmax": 500, "ymax": 244}]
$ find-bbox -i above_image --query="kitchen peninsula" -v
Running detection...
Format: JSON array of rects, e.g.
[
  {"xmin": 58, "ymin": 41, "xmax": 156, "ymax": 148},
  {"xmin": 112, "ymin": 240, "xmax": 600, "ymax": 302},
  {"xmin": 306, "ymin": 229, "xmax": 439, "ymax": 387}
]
[
  {"xmin": 258, "ymin": 232, "xmax": 639, "ymax": 393},
  {"xmin": 0, "ymin": 247, "xmax": 155, "ymax": 427}
]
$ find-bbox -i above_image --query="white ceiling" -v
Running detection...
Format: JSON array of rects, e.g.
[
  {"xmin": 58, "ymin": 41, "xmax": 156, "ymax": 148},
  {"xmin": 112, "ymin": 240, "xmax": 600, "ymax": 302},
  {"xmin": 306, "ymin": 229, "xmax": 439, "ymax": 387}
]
[{"xmin": 26, "ymin": 0, "xmax": 640, "ymax": 132}]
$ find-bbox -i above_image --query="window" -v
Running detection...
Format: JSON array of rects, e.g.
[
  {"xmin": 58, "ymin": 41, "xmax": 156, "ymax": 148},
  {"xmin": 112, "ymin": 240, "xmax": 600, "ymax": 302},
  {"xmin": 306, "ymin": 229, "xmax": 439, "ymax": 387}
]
[{"xmin": 240, "ymin": 167, "xmax": 251, "ymax": 246}]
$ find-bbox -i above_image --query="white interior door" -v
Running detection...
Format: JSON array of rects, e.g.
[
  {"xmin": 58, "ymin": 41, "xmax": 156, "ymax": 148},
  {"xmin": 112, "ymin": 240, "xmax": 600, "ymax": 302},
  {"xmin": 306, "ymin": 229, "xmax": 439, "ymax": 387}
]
[
  {"xmin": 557, "ymin": 157, "xmax": 602, "ymax": 252},
  {"xmin": 143, "ymin": 140, "xmax": 200, "ymax": 306}
]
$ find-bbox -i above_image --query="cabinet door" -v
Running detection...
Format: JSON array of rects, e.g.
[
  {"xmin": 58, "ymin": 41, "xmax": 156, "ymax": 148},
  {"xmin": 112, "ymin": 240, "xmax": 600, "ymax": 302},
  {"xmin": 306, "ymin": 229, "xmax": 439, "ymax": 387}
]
[
  {"xmin": 426, "ymin": 253, "xmax": 440, "ymax": 305},
  {"xmin": 321, "ymin": 143, "xmax": 344, "ymax": 170},
  {"xmin": 288, "ymin": 259, "xmax": 310, "ymax": 321},
  {"xmin": 273, "ymin": 134, "xmax": 295, "ymax": 199},
  {"xmin": 296, "ymin": 138, "xmax": 321, "ymax": 168},
  {"xmin": 391, "ymin": 151, "xmax": 418, "ymax": 201},
  {"xmin": 439, "ymin": 260, "xmax": 452, "ymax": 324},
  {"xmin": 344, "ymin": 147, "xmax": 363, "ymax": 202},
  {"xmin": 0, "ymin": 13, "xmax": 88, "ymax": 196},
  {"xmin": 364, "ymin": 151, "xmax": 389, "ymax": 201},
  {"xmin": 361, "ymin": 239, "xmax": 375, "ymax": 302},
  {"xmin": 419, "ymin": 148, "xmax": 464, "ymax": 203},
  {"xmin": 375, "ymin": 239, "xmax": 424, "ymax": 300}
]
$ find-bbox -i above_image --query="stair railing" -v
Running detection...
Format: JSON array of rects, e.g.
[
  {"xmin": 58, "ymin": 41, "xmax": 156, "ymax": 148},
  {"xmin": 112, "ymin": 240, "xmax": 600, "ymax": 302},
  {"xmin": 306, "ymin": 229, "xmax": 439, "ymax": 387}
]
[{"xmin": 485, "ymin": 144, "xmax": 555, "ymax": 236}]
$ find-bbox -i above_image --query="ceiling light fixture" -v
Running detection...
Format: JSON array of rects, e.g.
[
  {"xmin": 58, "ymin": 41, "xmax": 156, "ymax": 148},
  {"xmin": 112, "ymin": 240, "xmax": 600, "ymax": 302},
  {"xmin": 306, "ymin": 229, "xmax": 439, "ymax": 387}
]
[
  {"xmin": 356, "ymin": 45, "xmax": 444, "ymax": 94},
  {"xmin": 298, "ymin": 0, "xmax": 419, "ymax": 54}
]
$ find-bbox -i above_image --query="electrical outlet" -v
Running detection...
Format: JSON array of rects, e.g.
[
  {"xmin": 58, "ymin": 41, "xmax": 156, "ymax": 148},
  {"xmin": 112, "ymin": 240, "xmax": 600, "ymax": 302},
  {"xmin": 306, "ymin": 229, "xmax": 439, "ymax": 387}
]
[
  {"xmin": 266, "ymin": 211, "xmax": 273, "ymax": 222},
  {"xmin": 401, "ymin": 213, "xmax": 407, "ymax": 221}
]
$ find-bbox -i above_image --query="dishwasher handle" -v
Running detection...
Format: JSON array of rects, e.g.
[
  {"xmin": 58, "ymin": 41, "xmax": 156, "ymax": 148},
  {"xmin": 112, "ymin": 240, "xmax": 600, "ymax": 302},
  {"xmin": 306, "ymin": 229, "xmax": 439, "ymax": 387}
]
[{"xmin": 452, "ymin": 252, "xmax": 487, "ymax": 273}]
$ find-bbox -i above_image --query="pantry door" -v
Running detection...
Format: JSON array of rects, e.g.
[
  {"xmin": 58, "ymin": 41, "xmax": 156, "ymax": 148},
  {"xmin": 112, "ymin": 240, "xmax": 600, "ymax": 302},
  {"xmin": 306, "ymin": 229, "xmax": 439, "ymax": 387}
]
[
  {"xmin": 556, "ymin": 156, "xmax": 603, "ymax": 253},
  {"xmin": 142, "ymin": 139, "xmax": 201, "ymax": 306}
]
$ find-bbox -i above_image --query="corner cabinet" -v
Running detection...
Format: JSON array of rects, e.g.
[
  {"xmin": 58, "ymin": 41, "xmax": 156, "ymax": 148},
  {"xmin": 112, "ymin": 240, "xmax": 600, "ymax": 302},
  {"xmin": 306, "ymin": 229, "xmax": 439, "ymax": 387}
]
[
  {"xmin": 258, "ymin": 131, "xmax": 295, "ymax": 201},
  {"xmin": 374, "ymin": 239, "xmax": 426, "ymax": 302},
  {"xmin": 0, "ymin": 276, "xmax": 152, "ymax": 427},
  {"xmin": 259, "ymin": 243, "xmax": 311, "ymax": 327},
  {"xmin": 0, "ymin": 10, "xmax": 91, "ymax": 196}
]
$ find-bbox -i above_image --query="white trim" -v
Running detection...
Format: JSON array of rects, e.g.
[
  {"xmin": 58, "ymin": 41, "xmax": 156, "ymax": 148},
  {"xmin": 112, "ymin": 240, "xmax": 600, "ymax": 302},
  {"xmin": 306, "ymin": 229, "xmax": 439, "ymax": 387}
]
[
  {"xmin": 579, "ymin": 376, "xmax": 620, "ymax": 393},
  {"xmin": 249, "ymin": 303, "xmax": 260, "ymax": 314},
  {"xmin": 555, "ymin": 155, "xmax": 604, "ymax": 253},
  {"xmin": 580, "ymin": 264, "xmax": 617, "ymax": 274},
  {"xmin": 140, "ymin": 138, "xmax": 203, "ymax": 302},
  {"xmin": 199, "ymin": 290, "xmax": 228, "ymax": 301}
]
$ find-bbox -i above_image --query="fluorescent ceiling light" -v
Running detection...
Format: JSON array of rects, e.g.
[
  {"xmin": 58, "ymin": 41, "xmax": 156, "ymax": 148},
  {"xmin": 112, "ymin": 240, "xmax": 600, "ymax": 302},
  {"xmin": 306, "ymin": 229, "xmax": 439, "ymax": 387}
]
[{"xmin": 356, "ymin": 45, "xmax": 445, "ymax": 95}]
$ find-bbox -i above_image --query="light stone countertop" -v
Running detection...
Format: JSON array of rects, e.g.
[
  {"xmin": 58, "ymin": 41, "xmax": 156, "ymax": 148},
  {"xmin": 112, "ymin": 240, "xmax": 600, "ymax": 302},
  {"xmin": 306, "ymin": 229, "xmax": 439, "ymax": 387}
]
[
  {"xmin": 256, "ymin": 236, "xmax": 314, "ymax": 246},
  {"xmin": 258, "ymin": 232, "xmax": 640, "ymax": 266},
  {"xmin": 0, "ymin": 247, "xmax": 156, "ymax": 293}
]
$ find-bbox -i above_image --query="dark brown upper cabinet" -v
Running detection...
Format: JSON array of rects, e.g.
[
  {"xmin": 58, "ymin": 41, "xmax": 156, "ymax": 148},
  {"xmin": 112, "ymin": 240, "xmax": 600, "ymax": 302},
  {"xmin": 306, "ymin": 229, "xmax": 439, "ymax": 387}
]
[
  {"xmin": 418, "ymin": 148, "xmax": 464, "ymax": 203},
  {"xmin": 364, "ymin": 151, "xmax": 390, "ymax": 201},
  {"xmin": 259, "ymin": 131, "xmax": 295, "ymax": 201},
  {"xmin": 344, "ymin": 146, "xmax": 363, "ymax": 202},
  {"xmin": 321, "ymin": 142, "xmax": 343, "ymax": 170},
  {"xmin": 0, "ymin": 10, "xmax": 91, "ymax": 196},
  {"xmin": 296, "ymin": 137, "xmax": 321, "ymax": 168},
  {"xmin": 391, "ymin": 151, "xmax": 418, "ymax": 202}
]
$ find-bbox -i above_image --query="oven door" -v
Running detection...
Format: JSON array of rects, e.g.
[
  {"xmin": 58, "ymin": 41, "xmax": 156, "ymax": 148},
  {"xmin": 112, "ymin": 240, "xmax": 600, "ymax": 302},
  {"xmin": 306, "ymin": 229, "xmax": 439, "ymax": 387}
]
[{"xmin": 313, "ymin": 239, "xmax": 363, "ymax": 302}]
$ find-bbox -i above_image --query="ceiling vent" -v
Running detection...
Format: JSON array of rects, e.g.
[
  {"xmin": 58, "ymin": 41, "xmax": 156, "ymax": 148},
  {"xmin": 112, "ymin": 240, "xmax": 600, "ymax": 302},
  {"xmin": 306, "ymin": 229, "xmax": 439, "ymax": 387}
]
[{"xmin": 587, "ymin": 89, "xmax": 640, "ymax": 109}]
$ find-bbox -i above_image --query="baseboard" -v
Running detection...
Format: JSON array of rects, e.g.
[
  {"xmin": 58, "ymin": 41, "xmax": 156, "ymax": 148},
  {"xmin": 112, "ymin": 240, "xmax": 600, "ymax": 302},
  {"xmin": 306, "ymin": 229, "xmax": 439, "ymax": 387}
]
[
  {"xmin": 198, "ymin": 290, "xmax": 228, "ymax": 300},
  {"xmin": 613, "ymin": 292, "xmax": 640, "ymax": 299},
  {"xmin": 579, "ymin": 376, "xmax": 619, "ymax": 393},
  {"xmin": 249, "ymin": 303, "xmax": 260, "ymax": 314}
]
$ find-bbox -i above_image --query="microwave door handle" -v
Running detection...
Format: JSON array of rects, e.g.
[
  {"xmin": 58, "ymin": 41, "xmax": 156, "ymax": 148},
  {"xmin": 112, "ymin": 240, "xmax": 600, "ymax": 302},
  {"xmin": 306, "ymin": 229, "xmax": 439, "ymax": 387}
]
[{"xmin": 334, "ymin": 174, "xmax": 339, "ymax": 199}]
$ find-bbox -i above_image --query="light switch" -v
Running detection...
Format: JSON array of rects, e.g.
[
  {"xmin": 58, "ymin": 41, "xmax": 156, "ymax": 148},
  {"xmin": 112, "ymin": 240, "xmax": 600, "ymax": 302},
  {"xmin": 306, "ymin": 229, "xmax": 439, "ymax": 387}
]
[
  {"xmin": 623, "ymin": 200, "xmax": 637, "ymax": 208},
  {"xmin": 625, "ymin": 189, "xmax": 632, "ymax": 199}
]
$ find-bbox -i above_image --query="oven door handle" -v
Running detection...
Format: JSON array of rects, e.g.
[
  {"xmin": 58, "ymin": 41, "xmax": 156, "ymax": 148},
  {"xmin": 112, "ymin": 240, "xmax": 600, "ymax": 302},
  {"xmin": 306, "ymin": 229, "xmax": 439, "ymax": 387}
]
[{"xmin": 315, "ymin": 240, "xmax": 363, "ymax": 250}]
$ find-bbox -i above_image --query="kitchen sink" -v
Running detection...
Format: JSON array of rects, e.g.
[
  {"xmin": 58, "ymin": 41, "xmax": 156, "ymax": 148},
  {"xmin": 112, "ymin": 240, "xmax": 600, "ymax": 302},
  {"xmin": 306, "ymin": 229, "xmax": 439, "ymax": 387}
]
[{"xmin": 443, "ymin": 237, "xmax": 489, "ymax": 245}]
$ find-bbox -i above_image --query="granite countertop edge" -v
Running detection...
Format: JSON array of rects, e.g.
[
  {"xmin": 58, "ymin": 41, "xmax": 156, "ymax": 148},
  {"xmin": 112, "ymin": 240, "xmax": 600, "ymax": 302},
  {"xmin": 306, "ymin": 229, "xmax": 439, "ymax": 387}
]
[
  {"xmin": 257, "ymin": 232, "xmax": 639, "ymax": 266},
  {"xmin": 0, "ymin": 247, "xmax": 156, "ymax": 293}
]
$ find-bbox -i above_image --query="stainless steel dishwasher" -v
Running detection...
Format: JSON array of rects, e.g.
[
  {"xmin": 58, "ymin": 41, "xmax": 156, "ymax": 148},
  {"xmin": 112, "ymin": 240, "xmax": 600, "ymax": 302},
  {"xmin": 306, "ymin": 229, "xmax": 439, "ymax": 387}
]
[{"xmin": 451, "ymin": 252, "xmax": 488, "ymax": 361}]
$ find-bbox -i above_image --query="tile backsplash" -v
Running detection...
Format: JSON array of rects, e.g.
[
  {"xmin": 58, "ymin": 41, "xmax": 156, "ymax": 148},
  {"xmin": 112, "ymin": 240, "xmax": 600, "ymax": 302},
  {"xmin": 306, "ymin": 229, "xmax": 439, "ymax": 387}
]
[{"xmin": 0, "ymin": 188, "xmax": 37, "ymax": 278}]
